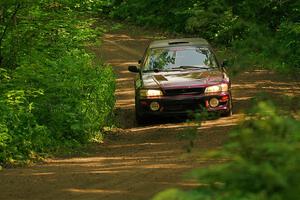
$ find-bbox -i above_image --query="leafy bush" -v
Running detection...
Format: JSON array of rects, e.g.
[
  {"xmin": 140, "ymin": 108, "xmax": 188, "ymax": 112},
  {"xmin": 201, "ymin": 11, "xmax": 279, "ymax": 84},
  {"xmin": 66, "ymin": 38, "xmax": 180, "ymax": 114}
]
[
  {"xmin": 12, "ymin": 50, "xmax": 115, "ymax": 143},
  {"xmin": 0, "ymin": 1, "xmax": 115, "ymax": 167},
  {"xmin": 277, "ymin": 22, "xmax": 300, "ymax": 68},
  {"xmin": 110, "ymin": 0, "xmax": 193, "ymax": 31},
  {"xmin": 58, "ymin": 0, "xmax": 114, "ymax": 13},
  {"xmin": 153, "ymin": 102, "xmax": 300, "ymax": 200},
  {"xmin": 0, "ymin": 86, "xmax": 52, "ymax": 165}
]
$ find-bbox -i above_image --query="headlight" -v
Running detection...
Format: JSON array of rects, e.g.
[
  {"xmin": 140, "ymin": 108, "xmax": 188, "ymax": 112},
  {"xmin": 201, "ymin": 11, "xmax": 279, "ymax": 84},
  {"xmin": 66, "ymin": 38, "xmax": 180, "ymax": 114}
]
[
  {"xmin": 205, "ymin": 83, "xmax": 228, "ymax": 94},
  {"xmin": 140, "ymin": 89, "xmax": 163, "ymax": 98}
]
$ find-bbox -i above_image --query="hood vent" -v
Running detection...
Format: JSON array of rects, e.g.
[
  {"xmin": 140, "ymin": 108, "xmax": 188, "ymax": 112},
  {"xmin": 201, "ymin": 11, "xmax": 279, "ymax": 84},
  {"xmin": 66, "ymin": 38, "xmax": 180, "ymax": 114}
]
[
  {"xmin": 154, "ymin": 75, "xmax": 168, "ymax": 81},
  {"xmin": 168, "ymin": 41, "xmax": 189, "ymax": 45}
]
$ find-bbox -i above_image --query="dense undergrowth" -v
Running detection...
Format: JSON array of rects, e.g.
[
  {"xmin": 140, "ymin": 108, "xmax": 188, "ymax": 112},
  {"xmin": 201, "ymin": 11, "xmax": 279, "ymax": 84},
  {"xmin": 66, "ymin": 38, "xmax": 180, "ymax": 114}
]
[
  {"xmin": 0, "ymin": 1, "xmax": 115, "ymax": 167},
  {"xmin": 96, "ymin": 0, "xmax": 300, "ymax": 71},
  {"xmin": 114, "ymin": 0, "xmax": 300, "ymax": 70}
]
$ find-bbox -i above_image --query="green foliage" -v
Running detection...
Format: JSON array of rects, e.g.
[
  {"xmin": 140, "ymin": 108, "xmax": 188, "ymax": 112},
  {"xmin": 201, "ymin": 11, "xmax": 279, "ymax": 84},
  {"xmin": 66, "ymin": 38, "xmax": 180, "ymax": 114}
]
[
  {"xmin": 11, "ymin": 50, "xmax": 115, "ymax": 143},
  {"xmin": 109, "ymin": 0, "xmax": 300, "ymax": 70},
  {"xmin": 153, "ymin": 102, "xmax": 300, "ymax": 200},
  {"xmin": 57, "ymin": 0, "xmax": 113, "ymax": 13},
  {"xmin": 110, "ymin": 0, "xmax": 193, "ymax": 31},
  {"xmin": 0, "ymin": 1, "xmax": 104, "ymax": 68},
  {"xmin": 185, "ymin": 0, "xmax": 242, "ymax": 44},
  {"xmin": 0, "ymin": 1, "xmax": 115, "ymax": 166},
  {"xmin": 277, "ymin": 22, "xmax": 300, "ymax": 68},
  {"xmin": 0, "ymin": 87, "xmax": 52, "ymax": 164}
]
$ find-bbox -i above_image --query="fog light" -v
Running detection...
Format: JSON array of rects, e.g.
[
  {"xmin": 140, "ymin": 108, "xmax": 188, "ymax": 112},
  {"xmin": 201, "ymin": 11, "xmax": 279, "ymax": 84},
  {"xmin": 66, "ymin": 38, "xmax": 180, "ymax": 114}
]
[
  {"xmin": 209, "ymin": 98, "xmax": 219, "ymax": 108},
  {"xmin": 150, "ymin": 101, "xmax": 160, "ymax": 111}
]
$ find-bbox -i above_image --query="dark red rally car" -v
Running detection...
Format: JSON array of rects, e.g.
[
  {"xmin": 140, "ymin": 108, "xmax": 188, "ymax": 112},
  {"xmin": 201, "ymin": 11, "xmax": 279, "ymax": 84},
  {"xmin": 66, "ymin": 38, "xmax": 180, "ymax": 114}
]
[{"xmin": 128, "ymin": 38, "xmax": 232, "ymax": 123}]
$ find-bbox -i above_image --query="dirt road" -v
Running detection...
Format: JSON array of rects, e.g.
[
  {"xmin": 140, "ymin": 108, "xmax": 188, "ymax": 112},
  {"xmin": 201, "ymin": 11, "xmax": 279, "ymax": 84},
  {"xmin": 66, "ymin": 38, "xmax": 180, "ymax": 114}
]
[{"xmin": 1, "ymin": 26, "xmax": 299, "ymax": 200}]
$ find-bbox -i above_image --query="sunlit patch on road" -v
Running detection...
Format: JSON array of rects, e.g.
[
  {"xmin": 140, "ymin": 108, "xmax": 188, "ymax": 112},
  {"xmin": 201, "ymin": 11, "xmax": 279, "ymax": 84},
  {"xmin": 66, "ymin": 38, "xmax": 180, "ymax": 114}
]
[{"xmin": 64, "ymin": 188, "xmax": 127, "ymax": 194}]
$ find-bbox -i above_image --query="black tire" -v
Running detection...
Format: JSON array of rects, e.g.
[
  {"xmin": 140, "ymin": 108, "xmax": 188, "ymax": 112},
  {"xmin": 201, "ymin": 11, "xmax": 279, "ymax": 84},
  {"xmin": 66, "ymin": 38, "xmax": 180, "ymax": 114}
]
[
  {"xmin": 135, "ymin": 97, "xmax": 151, "ymax": 125},
  {"xmin": 222, "ymin": 98, "xmax": 233, "ymax": 117},
  {"xmin": 135, "ymin": 111, "xmax": 143, "ymax": 124},
  {"xmin": 135, "ymin": 102, "xmax": 148, "ymax": 125},
  {"xmin": 135, "ymin": 98, "xmax": 142, "ymax": 125},
  {"xmin": 135, "ymin": 111, "xmax": 149, "ymax": 125},
  {"xmin": 222, "ymin": 109, "xmax": 233, "ymax": 117}
]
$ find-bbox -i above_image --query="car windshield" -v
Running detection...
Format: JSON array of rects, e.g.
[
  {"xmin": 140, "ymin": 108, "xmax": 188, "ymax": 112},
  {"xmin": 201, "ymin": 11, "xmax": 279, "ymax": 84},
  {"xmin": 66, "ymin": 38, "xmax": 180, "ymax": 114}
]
[{"xmin": 143, "ymin": 47, "xmax": 218, "ymax": 72}]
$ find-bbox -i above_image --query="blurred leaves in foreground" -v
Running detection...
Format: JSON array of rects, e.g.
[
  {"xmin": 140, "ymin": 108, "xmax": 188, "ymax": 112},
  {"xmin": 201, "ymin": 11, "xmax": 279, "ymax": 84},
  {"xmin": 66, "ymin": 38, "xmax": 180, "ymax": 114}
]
[{"xmin": 153, "ymin": 102, "xmax": 300, "ymax": 200}]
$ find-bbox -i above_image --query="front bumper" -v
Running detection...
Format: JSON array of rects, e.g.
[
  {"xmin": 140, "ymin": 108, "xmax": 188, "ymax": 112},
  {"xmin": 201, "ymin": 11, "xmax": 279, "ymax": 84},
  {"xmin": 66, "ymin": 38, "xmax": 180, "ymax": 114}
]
[{"xmin": 136, "ymin": 92, "xmax": 231, "ymax": 117}]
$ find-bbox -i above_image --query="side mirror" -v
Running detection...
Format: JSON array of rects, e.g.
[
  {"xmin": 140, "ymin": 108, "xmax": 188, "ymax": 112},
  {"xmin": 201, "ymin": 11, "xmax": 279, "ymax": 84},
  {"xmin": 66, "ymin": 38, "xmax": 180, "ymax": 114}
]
[
  {"xmin": 128, "ymin": 65, "xmax": 140, "ymax": 73},
  {"xmin": 221, "ymin": 59, "xmax": 229, "ymax": 68}
]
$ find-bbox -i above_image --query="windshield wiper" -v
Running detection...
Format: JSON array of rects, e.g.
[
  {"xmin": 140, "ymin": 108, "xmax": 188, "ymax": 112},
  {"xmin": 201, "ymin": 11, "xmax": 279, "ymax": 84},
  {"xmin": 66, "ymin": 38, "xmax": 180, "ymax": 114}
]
[{"xmin": 170, "ymin": 65, "xmax": 210, "ymax": 70}]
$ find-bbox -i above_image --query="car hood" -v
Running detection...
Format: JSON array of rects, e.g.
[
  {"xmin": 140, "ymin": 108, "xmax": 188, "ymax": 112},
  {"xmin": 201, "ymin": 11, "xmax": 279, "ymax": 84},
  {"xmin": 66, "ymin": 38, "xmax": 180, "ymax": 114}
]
[{"xmin": 142, "ymin": 70, "xmax": 225, "ymax": 89}]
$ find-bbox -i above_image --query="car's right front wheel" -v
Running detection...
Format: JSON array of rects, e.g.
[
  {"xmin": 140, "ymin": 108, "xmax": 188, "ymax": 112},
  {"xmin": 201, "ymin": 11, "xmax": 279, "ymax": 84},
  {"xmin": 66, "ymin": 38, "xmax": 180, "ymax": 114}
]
[{"xmin": 222, "ymin": 98, "xmax": 233, "ymax": 117}]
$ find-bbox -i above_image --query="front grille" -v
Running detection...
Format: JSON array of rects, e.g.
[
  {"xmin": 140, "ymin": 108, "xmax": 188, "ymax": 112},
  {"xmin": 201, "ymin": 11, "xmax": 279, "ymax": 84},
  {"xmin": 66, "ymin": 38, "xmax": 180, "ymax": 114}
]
[{"xmin": 164, "ymin": 88, "xmax": 205, "ymax": 96}]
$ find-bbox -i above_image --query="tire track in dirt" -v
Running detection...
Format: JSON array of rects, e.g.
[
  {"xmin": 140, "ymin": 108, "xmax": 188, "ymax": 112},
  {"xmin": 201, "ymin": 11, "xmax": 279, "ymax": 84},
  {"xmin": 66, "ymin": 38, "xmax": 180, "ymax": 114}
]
[{"xmin": 1, "ymin": 26, "xmax": 299, "ymax": 200}]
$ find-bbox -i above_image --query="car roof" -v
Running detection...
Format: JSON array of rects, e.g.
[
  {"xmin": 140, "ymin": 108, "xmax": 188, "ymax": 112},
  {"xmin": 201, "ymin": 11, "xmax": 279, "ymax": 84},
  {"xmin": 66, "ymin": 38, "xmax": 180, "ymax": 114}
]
[{"xmin": 149, "ymin": 38, "xmax": 210, "ymax": 49}]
